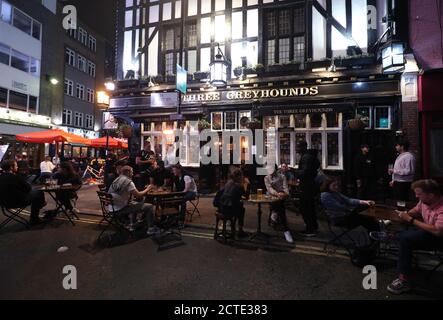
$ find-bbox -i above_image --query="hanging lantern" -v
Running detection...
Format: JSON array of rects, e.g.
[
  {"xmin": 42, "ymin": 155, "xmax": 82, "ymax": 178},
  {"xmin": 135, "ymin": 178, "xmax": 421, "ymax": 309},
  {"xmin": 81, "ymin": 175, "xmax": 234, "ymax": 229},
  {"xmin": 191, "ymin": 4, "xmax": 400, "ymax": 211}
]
[
  {"xmin": 209, "ymin": 44, "xmax": 229, "ymax": 87},
  {"xmin": 381, "ymin": 40, "xmax": 405, "ymax": 74}
]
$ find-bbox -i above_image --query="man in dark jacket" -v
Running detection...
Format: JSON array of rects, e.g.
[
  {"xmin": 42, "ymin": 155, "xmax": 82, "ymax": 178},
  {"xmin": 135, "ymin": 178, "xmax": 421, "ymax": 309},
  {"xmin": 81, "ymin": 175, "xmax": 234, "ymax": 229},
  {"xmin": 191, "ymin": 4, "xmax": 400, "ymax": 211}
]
[
  {"xmin": 294, "ymin": 141, "xmax": 320, "ymax": 237},
  {"xmin": 0, "ymin": 160, "xmax": 46, "ymax": 225},
  {"xmin": 354, "ymin": 144, "xmax": 376, "ymax": 200}
]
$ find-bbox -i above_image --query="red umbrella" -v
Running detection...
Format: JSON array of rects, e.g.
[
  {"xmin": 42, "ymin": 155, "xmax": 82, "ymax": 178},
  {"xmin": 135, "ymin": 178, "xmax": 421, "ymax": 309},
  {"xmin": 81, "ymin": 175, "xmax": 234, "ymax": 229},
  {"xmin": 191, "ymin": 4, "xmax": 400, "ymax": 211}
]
[
  {"xmin": 16, "ymin": 129, "xmax": 90, "ymax": 145},
  {"xmin": 89, "ymin": 137, "xmax": 128, "ymax": 149}
]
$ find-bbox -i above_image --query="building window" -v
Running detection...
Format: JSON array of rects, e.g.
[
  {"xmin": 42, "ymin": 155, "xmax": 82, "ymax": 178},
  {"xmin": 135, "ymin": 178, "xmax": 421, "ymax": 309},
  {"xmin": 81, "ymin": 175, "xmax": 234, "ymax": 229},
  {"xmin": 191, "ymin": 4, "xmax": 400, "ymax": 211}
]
[
  {"xmin": 86, "ymin": 114, "xmax": 94, "ymax": 129},
  {"xmin": 8, "ymin": 90, "xmax": 27, "ymax": 112},
  {"xmin": 0, "ymin": 86, "xmax": 7, "ymax": 108},
  {"xmin": 64, "ymin": 79, "xmax": 74, "ymax": 96},
  {"xmin": 74, "ymin": 112, "xmax": 83, "ymax": 127},
  {"xmin": 32, "ymin": 20, "xmax": 41, "ymax": 40},
  {"xmin": 65, "ymin": 48, "xmax": 76, "ymax": 66},
  {"xmin": 186, "ymin": 23, "xmax": 197, "ymax": 48},
  {"xmin": 0, "ymin": 1, "xmax": 12, "ymax": 24},
  {"xmin": 211, "ymin": 112, "xmax": 223, "ymax": 131},
  {"xmin": 30, "ymin": 57, "xmax": 40, "ymax": 76},
  {"xmin": 224, "ymin": 111, "xmax": 237, "ymax": 131},
  {"xmin": 78, "ymin": 55, "xmax": 86, "ymax": 72},
  {"xmin": 86, "ymin": 88, "xmax": 95, "ymax": 103},
  {"xmin": 78, "ymin": 28, "xmax": 88, "ymax": 45},
  {"xmin": 374, "ymin": 106, "xmax": 391, "ymax": 130},
  {"xmin": 265, "ymin": 6, "xmax": 306, "ymax": 66},
  {"xmin": 88, "ymin": 35, "xmax": 96, "ymax": 52},
  {"xmin": 88, "ymin": 61, "xmax": 96, "ymax": 77},
  {"xmin": 63, "ymin": 109, "xmax": 72, "ymax": 125},
  {"xmin": 0, "ymin": 42, "xmax": 10, "ymax": 65},
  {"xmin": 67, "ymin": 28, "xmax": 77, "ymax": 39},
  {"xmin": 12, "ymin": 8, "xmax": 32, "ymax": 35},
  {"xmin": 28, "ymin": 95, "xmax": 37, "ymax": 113},
  {"xmin": 165, "ymin": 53, "xmax": 174, "ymax": 75},
  {"xmin": 10, "ymin": 49, "xmax": 29, "ymax": 72},
  {"xmin": 76, "ymin": 84, "xmax": 85, "ymax": 100}
]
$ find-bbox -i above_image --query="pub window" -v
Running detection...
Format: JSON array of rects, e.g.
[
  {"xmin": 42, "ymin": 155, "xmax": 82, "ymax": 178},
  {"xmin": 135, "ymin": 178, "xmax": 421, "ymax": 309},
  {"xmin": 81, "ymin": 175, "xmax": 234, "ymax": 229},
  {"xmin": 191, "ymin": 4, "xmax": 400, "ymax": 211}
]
[
  {"xmin": 163, "ymin": 2, "xmax": 172, "ymax": 21},
  {"xmin": 356, "ymin": 107, "xmax": 372, "ymax": 129},
  {"xmin": 125, "ymin": 10, "xmax": 133, "ymax": 28},
  {"xmin": 211, "ymin": 112, "xmax": 223, "ymax": 131},
  {"xmin": 165, "ymin": 53, "xmax": 174, "ymax": 75},
  {"xmin": 232, "ymin": 0, "xmax": 243, "ymax": 8},
  {"xmin": 264, "ymin": 116, "xmax": 276, "ymax": 130},
  {"xmin": 374, "ymin": 106, "xmax": 391, "ymax": 130},
  {"xmin": 224, "ymin": 111, "xmax": 237, "ymax": 131},
  {"xmin": 202, "ymin": 0, "xmax": 211, "ymax": 13},
  {"xmin": 273, "ymin": 114, "xmax": 343, "ymax": 169},
  {"xmin": 186, "ymin": 23, "xmax": 197, "ymax": 47},
  {"xmin": 239, "ymin": 111, "xmax": 252, "ymax": 130},
  {"xmin": 264, "ymin": 6, "xmax": 306, "ymax": 66}
]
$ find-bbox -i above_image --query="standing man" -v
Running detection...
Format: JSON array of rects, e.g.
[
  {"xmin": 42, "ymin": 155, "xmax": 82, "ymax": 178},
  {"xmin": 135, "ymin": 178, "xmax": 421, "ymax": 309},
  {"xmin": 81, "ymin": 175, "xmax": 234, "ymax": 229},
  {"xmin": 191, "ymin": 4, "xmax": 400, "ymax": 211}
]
[
  {"xmin": 294, "ymin": 141, "xmax": 321, "ymax": 237},
  {"xmin": 39, "ymin": 156, "xmax": 55, "ymax": 183},
  {"xmin": 0, "ymin": 160, "xmax": 46, "ymax": 225},
  {"xmin": 136, "ymin": 141, "xmax": 155, "ymax": 187},
  {"xmin": 171, "ymin": 165, "xmax": 198, "ymax": 227},
  {"xmin": 370, "ymin": 180, "xmax": 443, "ymax": 294},
  {"xmin": 389, "ymin": 140, "xmax": 416, "ymax": 202},
  {"xmin": 354, "ymin": 144, "xmax": 376, "ymax": 200}
]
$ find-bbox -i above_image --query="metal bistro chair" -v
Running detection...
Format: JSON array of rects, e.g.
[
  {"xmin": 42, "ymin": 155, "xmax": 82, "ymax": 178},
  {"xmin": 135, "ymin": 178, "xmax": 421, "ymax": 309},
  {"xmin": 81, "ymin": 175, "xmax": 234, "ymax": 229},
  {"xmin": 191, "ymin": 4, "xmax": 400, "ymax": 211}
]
[
  {"xmin": 323, "ymin": 210, "xmax": 357, "ymax": 256},
  {"xmin": 153, "ymin": 193, "xmax": 185, "ymax": 248},
  {"xmin": 186, "ymin": 193, "xmax": 201, "ymax": 222},
  {"xmin": 96, "ymin": 191, "xmax": 132, "ymax": 244},
  {"xmin": 214, "ymin": 209, "xmax": 237, "ymax": 244},
  {"xmin": 0, "ymin": 201, "xmax": 29, "ymax": 230}
]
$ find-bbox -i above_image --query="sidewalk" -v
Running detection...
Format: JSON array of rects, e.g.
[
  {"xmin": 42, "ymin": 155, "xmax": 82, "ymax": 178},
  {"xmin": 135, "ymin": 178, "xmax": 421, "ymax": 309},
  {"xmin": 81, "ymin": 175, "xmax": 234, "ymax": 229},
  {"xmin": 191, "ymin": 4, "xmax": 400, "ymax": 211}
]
[{"xmin": 69, "ymin": 185, "xmax": 354, "ymax": 247}]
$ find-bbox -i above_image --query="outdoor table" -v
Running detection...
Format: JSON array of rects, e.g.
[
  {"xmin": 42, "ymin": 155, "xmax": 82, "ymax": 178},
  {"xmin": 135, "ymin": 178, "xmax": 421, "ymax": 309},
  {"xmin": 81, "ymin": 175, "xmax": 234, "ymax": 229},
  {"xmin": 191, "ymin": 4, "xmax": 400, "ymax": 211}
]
[
  {"xmin": 145, "ymin": 189, "xmax": 186, "ymax": 216},
  {"xmin": 246, "ymin": 195, "xmax": 280, "ymax": 242},
  {"xmin": 36, "ymin": 185, "xmax": 81, "ymax": 226},
  {"xmin": 359, "ymin": 205, "xmax": 407, "ymax": 224}
]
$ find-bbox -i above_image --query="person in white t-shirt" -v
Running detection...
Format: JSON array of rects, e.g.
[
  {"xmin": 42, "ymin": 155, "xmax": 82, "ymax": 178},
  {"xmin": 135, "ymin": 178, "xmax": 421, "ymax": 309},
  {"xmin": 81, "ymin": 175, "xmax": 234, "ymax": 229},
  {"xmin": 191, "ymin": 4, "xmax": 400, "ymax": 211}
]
[
  {"xmin": 108, "ymin": 166, "xmax": 158, "ymax": 234},
  {"xmin": 39, "ymin": 156, "xmax": 55, "ymax": 182}
]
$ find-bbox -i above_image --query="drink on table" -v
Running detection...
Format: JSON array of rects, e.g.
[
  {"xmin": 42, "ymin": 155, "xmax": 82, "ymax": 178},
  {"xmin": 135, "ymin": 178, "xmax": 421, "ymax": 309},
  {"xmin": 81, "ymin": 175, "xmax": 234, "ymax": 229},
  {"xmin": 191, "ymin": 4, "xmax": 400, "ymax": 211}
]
[{"xmin": 257, "ymin": 189, "xmax": 263, "ymax": 200}]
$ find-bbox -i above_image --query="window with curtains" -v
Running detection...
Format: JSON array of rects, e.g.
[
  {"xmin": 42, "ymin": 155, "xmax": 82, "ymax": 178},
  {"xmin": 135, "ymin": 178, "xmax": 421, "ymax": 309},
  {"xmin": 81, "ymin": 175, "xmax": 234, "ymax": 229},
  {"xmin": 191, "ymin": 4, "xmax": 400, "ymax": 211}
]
[{"xmin": 264, "ymin": 5, "xmax": 306, "ymax": 66}]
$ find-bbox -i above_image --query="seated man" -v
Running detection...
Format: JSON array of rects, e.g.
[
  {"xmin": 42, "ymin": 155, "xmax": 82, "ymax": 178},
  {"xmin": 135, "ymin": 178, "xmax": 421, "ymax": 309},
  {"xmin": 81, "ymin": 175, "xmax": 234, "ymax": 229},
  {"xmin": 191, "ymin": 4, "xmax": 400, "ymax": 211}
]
[
  {"xmin": 0, "ymin": 160, "xmax": 46, "ymax": 225},
  {"xmin": 149, "ymin": 160, "xmax": 172, "ymax": 188},
  {"xmin": 320, "ymin": 177, "xmax": 379, "ymax": 234},
  {"xmin": 279, "ymin": 163, "xmax": 295, "ymax": 184},
  {"xmin": 108, "ymin": 166, "xmax": 158, "ymax": 234},
  {"xmin": 371, "ymin": 179, "xmax": 443, "ymax": 295},
  {"xmin": 171, "ymin": 165, "xmax": 198, "ymax": 227},
  {"xmin": 264, "ymin": 165, "xmax": 294, "ymax": 244}
]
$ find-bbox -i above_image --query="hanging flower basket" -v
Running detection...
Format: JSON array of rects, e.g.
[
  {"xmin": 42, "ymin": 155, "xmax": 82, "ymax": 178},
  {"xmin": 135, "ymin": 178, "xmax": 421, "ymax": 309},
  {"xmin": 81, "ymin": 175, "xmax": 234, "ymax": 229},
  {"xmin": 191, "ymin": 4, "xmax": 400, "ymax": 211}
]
[
  {"xmin": 198, "ymin": 119, "xmax": 211, "ymax": 131},
  {"xmin": 348, "ymin": 118, "xmax": 366, "ymax": 131},
  {"xmin": 120, "ymin": 124, "xmax": 133, "ymax": 138}
]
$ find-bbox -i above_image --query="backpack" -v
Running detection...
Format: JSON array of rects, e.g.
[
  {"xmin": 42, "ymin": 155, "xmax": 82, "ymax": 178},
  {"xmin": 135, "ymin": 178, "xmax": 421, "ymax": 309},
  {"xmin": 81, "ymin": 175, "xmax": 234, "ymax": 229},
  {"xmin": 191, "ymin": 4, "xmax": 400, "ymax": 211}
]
[{"xmin": 350, "ymin": 242, "xmax": 379, "ymax": 268}]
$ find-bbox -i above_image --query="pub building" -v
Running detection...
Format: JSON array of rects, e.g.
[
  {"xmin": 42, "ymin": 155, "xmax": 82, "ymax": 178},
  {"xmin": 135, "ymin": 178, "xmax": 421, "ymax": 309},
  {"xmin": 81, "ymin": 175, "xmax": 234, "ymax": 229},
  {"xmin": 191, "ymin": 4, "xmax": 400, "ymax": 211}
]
[{"xmin": 110, "ymin": 0, "xmax": 417, "ymax": 195}]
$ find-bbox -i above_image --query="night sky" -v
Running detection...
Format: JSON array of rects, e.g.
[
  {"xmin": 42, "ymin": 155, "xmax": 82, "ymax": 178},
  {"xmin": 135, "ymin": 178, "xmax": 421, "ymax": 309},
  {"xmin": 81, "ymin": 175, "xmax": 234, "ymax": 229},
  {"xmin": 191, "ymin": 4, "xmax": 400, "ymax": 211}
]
[{"xmin": 62, "ymin": 0, "xmax": 117, "ymax": 43}]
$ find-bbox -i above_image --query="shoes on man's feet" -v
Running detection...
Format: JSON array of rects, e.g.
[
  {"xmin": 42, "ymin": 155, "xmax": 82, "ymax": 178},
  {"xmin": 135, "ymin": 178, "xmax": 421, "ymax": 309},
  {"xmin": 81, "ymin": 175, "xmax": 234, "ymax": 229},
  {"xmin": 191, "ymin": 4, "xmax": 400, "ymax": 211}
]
[
  {"xmin": 370, "ymin": 231, "xmax": 395, "ymax": 242},
  {"xmin": 284, "ymin": 231, "xmax": 294, "ymax": 244},
  {"xmin": 43, "ymin": 210, "xmax": 57, "ymax": 220},
  {"xmin": 30, "ymin": 218, "xmax": 44, "ymax": 226},
  {"xmin": 146, "ymin": 226, "xmax": 161, "ymax": 236},
  {"xmin": 237, "ymin": 230, "xmax": 249, "ymax": 239},
  {"xmin": 300, "ymin": 230, "xmax": 317, "ymax": 237},
  {"xmin": 387, "ymin": 278, "xmax": 411, "ymax": 295},
  {"xmin": 71, "ymin": 208, "xmax": 80, "ymax": 215},
  {"xmin": 177, "ymin": 222, "xmax": 186, "ymax": 230}
]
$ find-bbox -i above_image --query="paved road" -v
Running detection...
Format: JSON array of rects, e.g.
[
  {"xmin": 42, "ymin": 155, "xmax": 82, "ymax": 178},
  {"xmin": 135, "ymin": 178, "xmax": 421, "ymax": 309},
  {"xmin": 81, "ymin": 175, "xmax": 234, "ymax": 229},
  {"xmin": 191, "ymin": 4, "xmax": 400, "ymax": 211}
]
[{"xmin": 1, "ymin": 220, "xmax": 441, "ymax": 300}]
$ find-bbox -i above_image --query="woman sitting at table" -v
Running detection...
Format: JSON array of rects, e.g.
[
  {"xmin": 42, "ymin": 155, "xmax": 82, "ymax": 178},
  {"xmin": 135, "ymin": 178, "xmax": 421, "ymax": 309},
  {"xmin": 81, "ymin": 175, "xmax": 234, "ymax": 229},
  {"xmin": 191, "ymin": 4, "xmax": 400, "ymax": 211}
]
[
  {"xmin": 219, "ymin": 168, "xmax": 249, "ymax": 238},
  {"xmin": 320, "ymin": 177, "xmax": 380, "ymax": 234},
  {"xmin": 50, "ymin": 162, "xmax": 82, "ymax": 218},
  {"xmin": 264, "ymin": 165, "xmax": 294, "ymax": 244}
]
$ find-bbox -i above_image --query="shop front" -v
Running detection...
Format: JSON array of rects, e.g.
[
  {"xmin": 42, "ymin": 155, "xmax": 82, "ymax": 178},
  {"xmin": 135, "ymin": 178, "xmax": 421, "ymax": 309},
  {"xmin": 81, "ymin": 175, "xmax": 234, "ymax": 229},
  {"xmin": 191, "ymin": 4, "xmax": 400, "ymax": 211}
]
[{"xmin": 110, "ymin": 75, "xmax": 402, "ymax": 194}]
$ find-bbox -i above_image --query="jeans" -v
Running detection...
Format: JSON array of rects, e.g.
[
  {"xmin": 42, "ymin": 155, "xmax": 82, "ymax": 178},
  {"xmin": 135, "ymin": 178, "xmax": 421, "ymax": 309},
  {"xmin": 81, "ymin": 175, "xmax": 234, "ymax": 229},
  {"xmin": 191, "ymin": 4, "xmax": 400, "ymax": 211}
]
[
  {"xmin": 23, "ymin": 189, "xmax": 46, "ymax": 221},
  {"xmin": 114, "ymin": 201, "xmax": 154, "ymax": 226},
  {"xmin": 179, "ymin": 191, "xmax": 196, "ymax": 223},
  {"xmin": 393, "ymin": 181, "xmax": 412, "ymax": 202},
  {"xmin": 271, "ymin": 200, "xmax": 289, "ymax": 231},
  {"xmin": 299, "ymin": 181, "xmax": 318, "ymax": 232},
  {"xmin": 333, "ymin": 213, "xmax": 380, "ymax": 233},
  {"xmin": 39, "ymin": 172, "xmax": 53, "ymax": 184},
  {"xmin": 396, "ymin": 230, "xmax": 443, "ymax": 276}
]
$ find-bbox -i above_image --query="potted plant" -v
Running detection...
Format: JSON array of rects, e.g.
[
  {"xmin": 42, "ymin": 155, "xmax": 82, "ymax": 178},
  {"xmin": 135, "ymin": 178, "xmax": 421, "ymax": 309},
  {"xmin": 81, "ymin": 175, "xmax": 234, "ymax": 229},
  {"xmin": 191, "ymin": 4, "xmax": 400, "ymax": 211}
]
[
  {"xmin": 193, "ymin": 71, "xmax": 210, "ymax": 81},
  {"xmin": 247, "ymin": 118, "xmax": 262, "ymax": 130},
  {"xmin": 233, "ymin": 66, "xmax": 243, "ymax": 78},
  {"xmin": 254, "ymin": 64, "xmax": 265, "ymax": 76},
  {"xmin": 347, "ymin": 115, "xmax": 367, "ymax": 131},
  {"xmin": 198, "ymin": 118, "xmax": 211, "ymax": 131}
]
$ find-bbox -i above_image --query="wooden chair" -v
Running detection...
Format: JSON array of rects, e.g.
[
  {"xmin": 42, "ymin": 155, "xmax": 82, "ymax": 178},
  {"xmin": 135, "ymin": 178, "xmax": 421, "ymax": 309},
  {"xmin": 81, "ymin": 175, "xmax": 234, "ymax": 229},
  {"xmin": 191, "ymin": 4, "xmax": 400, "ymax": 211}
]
[{"xmin": 214, "ymin": 210, "xmax": 237, "ymax": 244}]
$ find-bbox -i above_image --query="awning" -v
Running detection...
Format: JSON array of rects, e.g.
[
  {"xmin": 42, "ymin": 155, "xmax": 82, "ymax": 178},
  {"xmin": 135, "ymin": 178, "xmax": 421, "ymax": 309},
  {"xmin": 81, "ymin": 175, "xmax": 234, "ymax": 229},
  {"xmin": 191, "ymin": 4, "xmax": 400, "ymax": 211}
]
[
  {"xmin": 89, "ymin": 137, "xmax": 128, "ymax": 149},
  {"xmin": 16, "ymin": 129, "xmax": 90, "ymax": 145}
]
